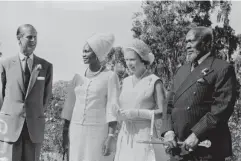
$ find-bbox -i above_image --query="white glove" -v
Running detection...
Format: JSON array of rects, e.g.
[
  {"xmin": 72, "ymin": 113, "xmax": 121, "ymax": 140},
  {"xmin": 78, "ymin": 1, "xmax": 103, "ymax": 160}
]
[
  {"xmin": 164, "ymin": 131, "xmax": 175, "ymax": 142},
  {"xmin": 163, "ymin": 131, "xmax": 177, "ymax": 153},
  {"xmin": 117, "ymin": 109, "xmax": 153, "ymax": 120}
]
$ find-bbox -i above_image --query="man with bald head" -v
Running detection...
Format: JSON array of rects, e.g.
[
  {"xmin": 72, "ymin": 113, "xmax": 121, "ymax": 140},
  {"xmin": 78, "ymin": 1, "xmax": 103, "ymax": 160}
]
[
  {"xmin": 161, "ymin": 26, "xmax": 237, "ymax": 161},
  {"xmin": 0, "ymin": 24, "xmax": 53, "ymax": 161}
]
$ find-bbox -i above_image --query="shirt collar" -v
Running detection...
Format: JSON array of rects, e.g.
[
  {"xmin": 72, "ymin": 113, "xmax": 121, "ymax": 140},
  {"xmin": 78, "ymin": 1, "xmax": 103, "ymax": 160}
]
[
  {"xmin": 19, "ymin": 52, "xmax": 34, "ymax": 61},
  {"xmin": 198, "ymin": 52, "xmax": 211, "ymax": 65}
]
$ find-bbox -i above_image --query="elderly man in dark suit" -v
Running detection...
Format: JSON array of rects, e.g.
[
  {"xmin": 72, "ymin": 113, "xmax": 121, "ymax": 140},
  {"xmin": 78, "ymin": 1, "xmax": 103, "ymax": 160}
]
[{"xmin": 161, "ymin": 26, "xmax": 237, "ymax": 161}]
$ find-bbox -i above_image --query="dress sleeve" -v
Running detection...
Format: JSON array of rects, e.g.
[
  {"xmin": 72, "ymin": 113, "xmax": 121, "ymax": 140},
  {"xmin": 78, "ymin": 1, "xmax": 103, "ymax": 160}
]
[
  {"xmin": 61, "ymin": 74, "xmax": 83, "ymax": 121},
  {"xmin": 106, "ymin": 72, "xmax": 120, "ymax": 123},
  {"xmin": 154, "ymin": 79, "xmax": 166, "ymax": 114}
]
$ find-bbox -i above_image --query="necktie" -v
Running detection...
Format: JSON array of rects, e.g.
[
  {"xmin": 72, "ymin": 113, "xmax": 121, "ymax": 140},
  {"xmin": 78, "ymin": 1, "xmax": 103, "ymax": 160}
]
[{"xmin": 24, "ymin": 56, "xmax": 31, "ymax": 92}]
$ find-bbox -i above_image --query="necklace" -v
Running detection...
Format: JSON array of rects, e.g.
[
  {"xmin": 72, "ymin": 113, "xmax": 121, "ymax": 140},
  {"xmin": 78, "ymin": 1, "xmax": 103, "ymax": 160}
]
[
  {"xmin": 86, "ymin": 66, "xmax": 103, "ymax": 77},
  {"xmin": 132, "ymin": 69, "xmax": 148, "ymax": 86}
]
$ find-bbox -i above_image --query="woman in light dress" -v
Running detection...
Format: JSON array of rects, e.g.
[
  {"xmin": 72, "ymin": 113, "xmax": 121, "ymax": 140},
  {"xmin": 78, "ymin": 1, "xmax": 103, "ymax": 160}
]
[
  {"xmin": 61, "ymin": 33, "xmax": 120, "ymax": 161},
  {"xmin": 114, "ymin": 39, "xmax": 169, "ymax": 161}
]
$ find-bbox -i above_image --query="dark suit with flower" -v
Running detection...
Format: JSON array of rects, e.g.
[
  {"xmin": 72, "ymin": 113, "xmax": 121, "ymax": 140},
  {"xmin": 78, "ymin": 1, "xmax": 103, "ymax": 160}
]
[{"xmin": 162, "ymin": 56, "xmax": 237, "ymax": 160}]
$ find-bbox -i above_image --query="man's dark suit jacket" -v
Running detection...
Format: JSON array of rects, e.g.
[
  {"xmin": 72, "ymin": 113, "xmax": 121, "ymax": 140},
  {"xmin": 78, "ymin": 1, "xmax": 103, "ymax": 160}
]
[{"xmin": 161, "ymin": 56, "xmax": 237, "ymax": 159}]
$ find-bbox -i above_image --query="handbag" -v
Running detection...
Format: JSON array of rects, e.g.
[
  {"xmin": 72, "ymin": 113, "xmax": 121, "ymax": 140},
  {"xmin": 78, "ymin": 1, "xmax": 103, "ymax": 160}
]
[{"xmin": 137, "ymin": 111, "xmax": 170, "ymax": 161}]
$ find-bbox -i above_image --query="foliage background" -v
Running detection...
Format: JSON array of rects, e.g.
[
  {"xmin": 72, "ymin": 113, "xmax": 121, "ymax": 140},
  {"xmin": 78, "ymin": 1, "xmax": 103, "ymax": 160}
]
[{"xmin": 41, "ymin": 1, "xmax": 241, "ymax": 161}]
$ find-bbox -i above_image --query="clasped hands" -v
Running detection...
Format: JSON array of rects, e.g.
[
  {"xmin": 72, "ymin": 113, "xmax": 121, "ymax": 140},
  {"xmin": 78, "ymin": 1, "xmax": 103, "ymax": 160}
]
[
  {"xmin": 114, "ymin": 108, "xmax": 153, "ymax": 121},
  {"xmin": 116, "ymin": 109, "xmax": 139, "ymax": 120},
  {"xmin": 164, "ymin": 131, "xmax": 199, "ymax": 156}
]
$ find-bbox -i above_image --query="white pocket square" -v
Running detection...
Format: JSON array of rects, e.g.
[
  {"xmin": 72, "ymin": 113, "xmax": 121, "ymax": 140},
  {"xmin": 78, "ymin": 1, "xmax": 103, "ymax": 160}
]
[{"xmin": 37, "ymin": 77, "xmax": 45, "ymax": 80}]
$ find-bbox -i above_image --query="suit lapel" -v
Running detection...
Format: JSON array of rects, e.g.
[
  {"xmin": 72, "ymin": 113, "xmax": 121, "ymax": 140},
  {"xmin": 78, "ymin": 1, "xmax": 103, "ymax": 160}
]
[
  {"xmin": 174, "ymin": 56, "xmax": 214, "ymax": 104},
  {"xmin": 25, "ymin": 55, "xmax": 41, "ymax": 98},
  {"xmin": 173, "ymin": 64, "xmax": 191, "ymax": 93},
  {"xmin": 11, "ymin": 56, "xmax": 25, "ymax": 95}
]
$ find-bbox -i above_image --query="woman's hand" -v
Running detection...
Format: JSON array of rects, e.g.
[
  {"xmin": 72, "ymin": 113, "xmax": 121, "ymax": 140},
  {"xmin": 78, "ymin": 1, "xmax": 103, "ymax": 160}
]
[
  {"xmin": 117, "ymin": 109, "xmax": 138, "ymax": 120},
  {"xmin": 102, "ymin": 135, "xmax": 115, "ymax": 156},
  {"xmin": 118, "ymin": 109, "xmax": 155, "ymax": 120}
]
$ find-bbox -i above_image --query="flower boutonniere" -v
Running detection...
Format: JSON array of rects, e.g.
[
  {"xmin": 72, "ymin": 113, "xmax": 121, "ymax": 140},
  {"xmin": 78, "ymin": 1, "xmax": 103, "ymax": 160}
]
[
  {"xmin": 197, "ymin": 68, "xmax": 213, "ymax": 84},
  {"xmin": 201, "ymin": 68, "xmax": 209, "ymax": 76},
  {"xmin": 36, "ymin": 64, "xmax": 42, "ymax": 71},
  {"xmin": 197, "ymin": 78, "xmax": 206, "ymax": 83}
]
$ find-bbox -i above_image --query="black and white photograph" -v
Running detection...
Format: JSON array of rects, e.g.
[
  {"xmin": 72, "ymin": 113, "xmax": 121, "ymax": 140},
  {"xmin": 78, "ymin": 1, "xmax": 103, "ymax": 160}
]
[{"xmin": 0, "ymin": 0, "xmax": 241, "ymax": 161}]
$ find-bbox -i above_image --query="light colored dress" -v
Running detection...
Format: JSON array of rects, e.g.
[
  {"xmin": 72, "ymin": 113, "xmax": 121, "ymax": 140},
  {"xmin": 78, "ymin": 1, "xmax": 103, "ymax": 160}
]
[
  {"xmin": 114, "ymin": 73, "xmax": 168, "ymax": 161},
  {"xmin": 62, "ymin": 68, "xmax": 120, "ymax": 161}
]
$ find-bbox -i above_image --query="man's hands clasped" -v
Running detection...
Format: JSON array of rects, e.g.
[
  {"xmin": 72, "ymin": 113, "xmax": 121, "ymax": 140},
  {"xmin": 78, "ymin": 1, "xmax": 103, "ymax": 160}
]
[
  {"xmin": 163, "ymin": 131, "xmax": 199, "ymax": 156},
  {"xmin": 163, "ymin": 131, "xmax": 178, "ymax": 155}
]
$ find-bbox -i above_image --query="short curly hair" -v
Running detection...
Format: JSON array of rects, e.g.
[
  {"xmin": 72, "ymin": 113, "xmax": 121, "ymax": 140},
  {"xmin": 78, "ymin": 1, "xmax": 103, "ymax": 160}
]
[{"xmin": 107, "ymin": 47, "xmax": 127, "ymax": 68}]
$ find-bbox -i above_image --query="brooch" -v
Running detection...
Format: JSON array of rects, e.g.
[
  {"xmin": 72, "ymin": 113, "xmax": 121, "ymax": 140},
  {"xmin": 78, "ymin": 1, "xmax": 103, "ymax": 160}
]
[{"xmin": 201, "ymin": 68, "xmax": 209, "ymax": 76}]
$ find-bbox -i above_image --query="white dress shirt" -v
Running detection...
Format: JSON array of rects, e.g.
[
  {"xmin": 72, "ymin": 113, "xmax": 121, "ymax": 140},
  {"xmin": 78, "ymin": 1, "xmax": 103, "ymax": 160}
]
[
  {"xmin": 19, "ymin": 52, "xmax": 34, "ymax": 72},
  {"xmin": 198, "ymin": 52, "xmax": 211, "ymax": 65},
  {"xmin": 191, "ymin": 52, "xmax": 211, "ymax": 72}
]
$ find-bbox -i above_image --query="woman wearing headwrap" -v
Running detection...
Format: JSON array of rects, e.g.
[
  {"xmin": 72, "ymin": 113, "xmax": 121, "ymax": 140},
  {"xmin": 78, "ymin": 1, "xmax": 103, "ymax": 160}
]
[
  {"xmin": 61, "ymin": 33, "xmax": 120, "ymax": 161},
  {"xmin": 113, "ymin": 39, "xmax": 168, "ymax": 161}
]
